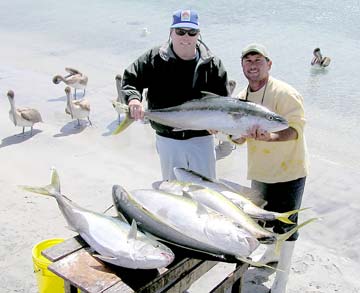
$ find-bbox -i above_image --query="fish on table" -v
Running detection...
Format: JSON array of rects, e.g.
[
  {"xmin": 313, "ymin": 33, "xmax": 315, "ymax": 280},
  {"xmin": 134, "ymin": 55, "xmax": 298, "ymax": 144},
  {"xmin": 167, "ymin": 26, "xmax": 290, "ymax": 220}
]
[
  {"xmin": 154, "ymin": 178, "xmax": 316, "ymax": 254},
  {"xmin": 20, "ymin": 168, "xmax": 174, "ymax": 269},
  {"xmin": 173, "ymin": 167, "xmax": 304, "ymax": 224},
  {"xmin": 112, "ymin": 94, "xmax": 288, "ymax": 136},
  {"xmin": 111, "ymin": 185, "xmax": 279, "ymax": 268}
]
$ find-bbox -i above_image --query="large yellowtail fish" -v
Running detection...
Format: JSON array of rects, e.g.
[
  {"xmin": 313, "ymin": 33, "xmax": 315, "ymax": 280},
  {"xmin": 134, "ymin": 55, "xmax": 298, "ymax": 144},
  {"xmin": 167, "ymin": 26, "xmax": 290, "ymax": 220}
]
[
  {"xmin": 111, "ymin": 185, "xmax": 280, "ymax": 269},
  {"xmin": 21, "ymin": 168, "xmax": 174, "ymax": 269},
  {"xmin": 113, "ymin": 95, "xmax": 288, "ymax": 136},
  {"xmin": 154, "ymin": 179, "xmax": 316, "ymax": 255},
  {"xmin": 173, "ymin": 167, "xmax": 305, "ymax": 224}
]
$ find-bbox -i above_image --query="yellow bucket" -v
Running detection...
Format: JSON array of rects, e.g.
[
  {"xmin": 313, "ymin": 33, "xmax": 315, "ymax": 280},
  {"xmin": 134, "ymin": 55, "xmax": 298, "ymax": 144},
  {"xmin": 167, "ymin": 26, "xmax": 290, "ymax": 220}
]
[{"xmin": 32, "ymin": 238, "xmax": 65, "ymax": 293}]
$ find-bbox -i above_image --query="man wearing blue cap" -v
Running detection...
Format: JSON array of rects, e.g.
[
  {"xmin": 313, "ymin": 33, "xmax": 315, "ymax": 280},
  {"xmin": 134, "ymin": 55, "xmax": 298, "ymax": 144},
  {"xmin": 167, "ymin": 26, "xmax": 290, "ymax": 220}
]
[{"xmin": 120, "ymin": 9, "xmax": 229, "ymax": 180}]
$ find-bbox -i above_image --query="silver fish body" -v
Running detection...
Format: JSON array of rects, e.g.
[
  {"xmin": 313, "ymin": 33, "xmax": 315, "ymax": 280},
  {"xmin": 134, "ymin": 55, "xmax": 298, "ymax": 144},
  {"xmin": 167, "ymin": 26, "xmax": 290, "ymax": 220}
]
[
  {"xmin": 173, "ymin": 167, "xmax": 299, "ymax": 224},
  {"xmin": 22, "ymin": 169, "xmax": 174, "ymax": 269},
  {"xmin": 112, "ymin": 185, "xmax": 259, "ymax": 258},
  {"xmin": 113, "ymin": 95, "xmax": 288, "ymax": 136},
  {"xmin": 154, "ymin": 180, "xmax": 277, "ymax": 242}
]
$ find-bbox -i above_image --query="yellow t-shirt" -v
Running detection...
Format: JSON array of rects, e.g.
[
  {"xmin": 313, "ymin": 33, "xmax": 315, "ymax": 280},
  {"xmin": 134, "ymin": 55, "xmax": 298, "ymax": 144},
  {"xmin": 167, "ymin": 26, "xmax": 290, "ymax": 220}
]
[{"xmin": 237, "ymin": 76, "xmax": 308, "ymax": 183}]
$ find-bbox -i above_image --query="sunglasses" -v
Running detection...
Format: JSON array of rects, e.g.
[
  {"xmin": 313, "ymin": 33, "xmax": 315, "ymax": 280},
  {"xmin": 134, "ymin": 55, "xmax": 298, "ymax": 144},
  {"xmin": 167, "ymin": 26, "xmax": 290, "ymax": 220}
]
[{"xmin": 174, "ymin": 28, "xmax": 199, "ymax": 37}]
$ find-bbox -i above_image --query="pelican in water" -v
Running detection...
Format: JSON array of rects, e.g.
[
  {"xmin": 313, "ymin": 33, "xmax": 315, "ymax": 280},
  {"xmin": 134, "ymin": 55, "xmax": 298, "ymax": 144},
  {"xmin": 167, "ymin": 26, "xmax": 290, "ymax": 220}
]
[
  {"xmin": 53, "ymin": 67, "xmax": 88, "ymax": 99},
  {"xmin": 64, "ymin": 86, "xmax": 92, "ymax": 127},
  {"xmin": 6, "ymin": 90, "xmax": 43, "ymax": 136},
  {"xmin": 311, "ymin": 48, "xmax": 331, "ymax": 67}
]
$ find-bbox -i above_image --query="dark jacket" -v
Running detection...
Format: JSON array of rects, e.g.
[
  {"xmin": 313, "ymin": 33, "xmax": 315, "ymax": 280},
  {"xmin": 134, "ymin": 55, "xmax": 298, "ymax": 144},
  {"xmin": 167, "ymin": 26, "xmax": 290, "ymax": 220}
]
[{"xmin": 121, "ymin": 40, "xmax": 229, "ymax": 139}]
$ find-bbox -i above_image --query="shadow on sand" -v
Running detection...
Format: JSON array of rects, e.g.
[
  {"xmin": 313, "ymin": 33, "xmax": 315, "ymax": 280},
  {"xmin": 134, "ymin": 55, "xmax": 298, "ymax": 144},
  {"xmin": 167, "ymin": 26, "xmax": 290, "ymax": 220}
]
[
  {"xmin": 102, "ymin": 119, "xmax": 120, "ymax": 137},
  {"xmin": 0, "ymin": 129, "xmax": 42, "ymax": 149},
  {"xmin": 53, "ymin": 121, "xmax": 89, "ymax": 137},
  {"xmin": 47, "ymin": 95, "xmax": 66, "ymax": 102},
  {"xmin": 242, "ymin": 265, "xmax": 276, "ymax": 293}
]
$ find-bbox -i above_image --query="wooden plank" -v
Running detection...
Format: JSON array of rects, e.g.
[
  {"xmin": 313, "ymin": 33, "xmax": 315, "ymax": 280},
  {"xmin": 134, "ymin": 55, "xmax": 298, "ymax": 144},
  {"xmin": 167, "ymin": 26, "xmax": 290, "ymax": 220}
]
[
  {"xmin": 210, "ymin": 263, "xmax": 249, "ymax": 293},
  {"xmin": 104, "ymin": 258, "xmax": 205, "ymax": 293},
  {"xmin": 42, "ymin": 235, "xmax": 87, "ymax": 262},
  {"xmin": 48, "ymin": 248, "xmax": 124, "ymax": 293},
  {"xmin": 138, "ymin": 258, "xmax": 204, "ymax": 293},
  {"xmin": 165, "ymin": 260, "xmax": 217, "ymax": 292}
]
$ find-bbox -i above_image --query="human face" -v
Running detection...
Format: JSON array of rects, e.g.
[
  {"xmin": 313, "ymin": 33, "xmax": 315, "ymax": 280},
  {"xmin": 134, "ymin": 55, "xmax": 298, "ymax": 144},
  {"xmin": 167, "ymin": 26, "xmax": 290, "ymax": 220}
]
[
  {"xmin": 170, "ymin": 28, "xmax": 199, "ymax": 57},
  {"xmin": 242, "ymin": 53, "xmax": 272, "ymax": 83}
]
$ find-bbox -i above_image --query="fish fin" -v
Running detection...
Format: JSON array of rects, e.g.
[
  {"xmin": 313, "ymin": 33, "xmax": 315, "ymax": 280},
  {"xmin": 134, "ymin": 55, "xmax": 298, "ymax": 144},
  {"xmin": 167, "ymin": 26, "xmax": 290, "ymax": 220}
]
[
  {"xmin": 152, "ymin": 181, "xmax": 163, "ymax": 190},
  {"xmin": 182, "ymin": 190, "xmax": 193, "ymax": 200},
  {"xmin": 102, "ymin": 204, "xmax": 114, "ymax": 214},
  {"xmin": 128, "ymin": 219, "xmax": 138, "ymax": 240},
  {"xmin": 93, "ymin": 254, "xmax": 117, "ymax": 262},
  {"xmin": 112, "ymin": 104, "xmax": 134, "ymax": 135},
  {"xmin": 153, "ymin": 180, "xmax": 185, "ymax": 195},
  {"xmin": 196, "ymin": 201, "xmax": 209, "ymax": 216},
  {"xmin": 200, "ymin": 91, "xmax": 220, "ymax": 98},
  {"xmin": 235, "ymin": 255, "xmax": 279, "ymax": 270},
  {"xmin": 186, "ymin": 184, "xmax": 207, "ymax": 193},
  {"xmin": 276, "ymin": 208, "xmax": 310, "ymax": 224},
  {"xmin": 275, "ymin": 217, "xmax": 318, "ymax": 254},
  {"xmin": 19, "ymin": 167, "xmax": 61, "ymax": 197}
]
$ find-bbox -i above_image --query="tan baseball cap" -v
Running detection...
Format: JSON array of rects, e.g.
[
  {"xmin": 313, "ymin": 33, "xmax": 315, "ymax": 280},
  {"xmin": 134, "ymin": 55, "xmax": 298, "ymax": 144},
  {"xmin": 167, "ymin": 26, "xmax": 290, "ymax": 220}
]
[{"xmin": 241, "ymin": 43, "xmax": 270, "ymax": 60}]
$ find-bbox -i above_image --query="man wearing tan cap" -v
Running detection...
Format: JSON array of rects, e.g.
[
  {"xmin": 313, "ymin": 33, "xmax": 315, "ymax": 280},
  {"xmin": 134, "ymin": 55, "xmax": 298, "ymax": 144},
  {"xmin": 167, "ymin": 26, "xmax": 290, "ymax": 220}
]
[{"xmin": 233, "ymin": 43, "xmax": 309, "ymax": 293}]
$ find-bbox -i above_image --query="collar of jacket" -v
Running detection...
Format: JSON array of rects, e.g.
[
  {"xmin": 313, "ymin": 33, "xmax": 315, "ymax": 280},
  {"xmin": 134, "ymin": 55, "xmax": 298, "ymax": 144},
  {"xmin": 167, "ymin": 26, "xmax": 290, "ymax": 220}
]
[{"xmin": 159, "ymin": 39, "xmax": 214, "ymax": 64}]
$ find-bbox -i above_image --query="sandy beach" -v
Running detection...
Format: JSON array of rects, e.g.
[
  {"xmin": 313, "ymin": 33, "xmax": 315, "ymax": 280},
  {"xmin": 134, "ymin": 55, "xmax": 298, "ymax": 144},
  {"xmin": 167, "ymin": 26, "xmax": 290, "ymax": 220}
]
[
  {"xmin": 1, "ymin": 1, "xmax": 360, "ymax": 291},
  {"xmin": 1, "ymin": 62, "xmax": 359, "ymax": 293}
]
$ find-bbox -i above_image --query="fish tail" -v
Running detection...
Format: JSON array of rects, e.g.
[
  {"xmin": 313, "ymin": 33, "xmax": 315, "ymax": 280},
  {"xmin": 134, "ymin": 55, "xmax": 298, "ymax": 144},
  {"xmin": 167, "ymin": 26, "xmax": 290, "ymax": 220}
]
[
  {"xmin": 20, "ymin": 167, "xmax": 61, "ymax": 197},
  {"xmin": 112, "ymin": 103, "xmax": 134, "ymax": 135},
  {"xmin": 274, "ymin": 217, "xmax": 317, "ymax": 254},
  {"xmin": 235, "ymin": 255, "xmax": 278, "ymax": 270},
  {"xmin": 276, "ymin": 207, "xmax": 310, "ymax": 224}
]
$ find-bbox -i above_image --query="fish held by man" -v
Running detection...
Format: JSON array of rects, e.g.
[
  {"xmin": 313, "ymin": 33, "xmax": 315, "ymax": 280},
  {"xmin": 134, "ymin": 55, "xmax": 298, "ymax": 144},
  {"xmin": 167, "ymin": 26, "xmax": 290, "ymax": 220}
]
[
  {"xmin": 112, "ymin": 94, "xmax": 288, "ymax": 136},
  {"xmin": 20, "ymin": 168, "xmax": 174, "ymax": 269}
]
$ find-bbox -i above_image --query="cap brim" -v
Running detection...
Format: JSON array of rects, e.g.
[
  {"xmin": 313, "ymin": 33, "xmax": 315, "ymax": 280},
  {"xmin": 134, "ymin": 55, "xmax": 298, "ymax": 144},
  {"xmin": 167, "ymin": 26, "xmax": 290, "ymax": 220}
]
[
  {"xmin": 242, "ymin": 49, "xmax": 269, "ymax": 59},
  {"xmin": 171, "ymin": 23, "xmax": 199, "ymax": 29}
]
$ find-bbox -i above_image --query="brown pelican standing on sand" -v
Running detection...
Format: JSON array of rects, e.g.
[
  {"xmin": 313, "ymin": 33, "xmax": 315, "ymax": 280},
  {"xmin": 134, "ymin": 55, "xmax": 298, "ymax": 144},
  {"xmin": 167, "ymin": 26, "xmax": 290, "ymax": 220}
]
[
  {"xmin": 311, "ymin": 48, "xmax": 331, "ymax": 67},
  {"xmin": 111, "ymin": 74, "xmax": 127, "ymax": 124},
  {"xmin": 6, "ymin": 90, "xmax": 43, "ymax": 136},
  {"xmin": 64, "ymin": 86, "xmax": 92, "ymax": 127},
  {"xmin": 53, "ymin": 67, "xmax": 88, "ymax": 99}
]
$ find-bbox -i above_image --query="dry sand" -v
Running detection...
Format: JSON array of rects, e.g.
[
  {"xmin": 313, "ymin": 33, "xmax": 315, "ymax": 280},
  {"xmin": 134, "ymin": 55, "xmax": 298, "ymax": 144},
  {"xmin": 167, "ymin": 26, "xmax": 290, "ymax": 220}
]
[{"xmin": 1, "ymin": 47, "xmax": 360, "ymax": 293}]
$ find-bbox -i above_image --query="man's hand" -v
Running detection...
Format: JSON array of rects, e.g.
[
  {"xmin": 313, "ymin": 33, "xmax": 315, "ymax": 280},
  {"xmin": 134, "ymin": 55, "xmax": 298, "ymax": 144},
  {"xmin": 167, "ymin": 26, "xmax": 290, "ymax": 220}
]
[{"xmin": 128, "ymin": 100, "xmax": 144, "ymax": 120}]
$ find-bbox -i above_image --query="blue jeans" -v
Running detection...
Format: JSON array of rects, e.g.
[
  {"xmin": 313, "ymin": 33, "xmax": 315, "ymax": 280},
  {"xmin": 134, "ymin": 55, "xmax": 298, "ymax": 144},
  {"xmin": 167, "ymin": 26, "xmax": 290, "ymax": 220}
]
[{"xmin": 251, "ymin": 177, "xmax": 306, "ymax": 241}]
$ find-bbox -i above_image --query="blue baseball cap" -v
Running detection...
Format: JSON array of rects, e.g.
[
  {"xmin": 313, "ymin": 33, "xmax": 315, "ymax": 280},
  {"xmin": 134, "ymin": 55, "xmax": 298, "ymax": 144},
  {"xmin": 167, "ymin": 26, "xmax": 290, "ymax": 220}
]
[{"xmin": 170, "ymin": 9, "xmax": 199, "ymax": 29}]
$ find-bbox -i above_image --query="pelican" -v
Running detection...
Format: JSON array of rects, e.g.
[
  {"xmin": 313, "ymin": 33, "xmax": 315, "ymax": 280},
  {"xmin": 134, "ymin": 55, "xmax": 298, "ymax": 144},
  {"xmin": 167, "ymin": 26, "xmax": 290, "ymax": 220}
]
[
  {"xmin": 140, "ymin": 27, "xmax": 150, "ymax": 37},
  {"xmin": 112, "ymin": 74, "xmax": 126, "ymax": 123},
  {"xmin": 6, "ymin": 90, "xmax": 43, "ymax": 136},
  {"xmin": 64, "ymin": 86, "xmax": 92, "ymax": 127},
  {"xmin": 311, "ymin": 48, "xmax": 331, "ymax": 67},
  {"xmin": 53, "ymin": 67, "xmax": 88, "ymax": 99},
  {"xmin": 228, "ymin": 79, "xmax": 237, "ymax": 96}
]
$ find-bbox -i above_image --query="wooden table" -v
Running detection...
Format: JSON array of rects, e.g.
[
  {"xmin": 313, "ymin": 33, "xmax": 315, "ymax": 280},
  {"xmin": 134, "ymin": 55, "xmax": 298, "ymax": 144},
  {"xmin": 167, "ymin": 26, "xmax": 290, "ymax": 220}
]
[{"xmin": 42, "ymin": 235, "xmax": 249, "ymax": 293}]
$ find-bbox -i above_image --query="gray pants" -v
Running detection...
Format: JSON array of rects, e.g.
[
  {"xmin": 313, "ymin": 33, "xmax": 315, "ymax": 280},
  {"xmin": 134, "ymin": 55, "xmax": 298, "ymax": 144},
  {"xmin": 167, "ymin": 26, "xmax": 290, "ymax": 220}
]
[{"xmin": 156, "ymin": 134, "xmax": 216, "ymax": 180}]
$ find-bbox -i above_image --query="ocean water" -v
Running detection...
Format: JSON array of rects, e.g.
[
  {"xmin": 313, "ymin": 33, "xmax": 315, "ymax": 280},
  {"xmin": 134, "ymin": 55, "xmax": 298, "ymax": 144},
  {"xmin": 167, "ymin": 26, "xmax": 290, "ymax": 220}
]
[{"xmin": 0, "ymin": 0, "xmax": 359, "ymax": 168}]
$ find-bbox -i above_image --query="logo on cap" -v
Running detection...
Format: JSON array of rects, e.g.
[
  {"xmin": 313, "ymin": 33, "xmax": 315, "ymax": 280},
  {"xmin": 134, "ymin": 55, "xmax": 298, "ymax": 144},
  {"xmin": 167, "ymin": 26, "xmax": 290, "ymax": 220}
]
[{"xmin": 180, "ymin": 10, "xmax": 191, "ymax": 21}]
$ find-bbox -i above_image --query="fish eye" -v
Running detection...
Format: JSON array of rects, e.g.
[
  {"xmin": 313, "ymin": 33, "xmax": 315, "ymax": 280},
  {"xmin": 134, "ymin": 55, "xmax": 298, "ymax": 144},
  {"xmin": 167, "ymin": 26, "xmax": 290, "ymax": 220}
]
[{"xmin": 267, "ymin": 115, "xmax": 274, "ymax": 120}]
